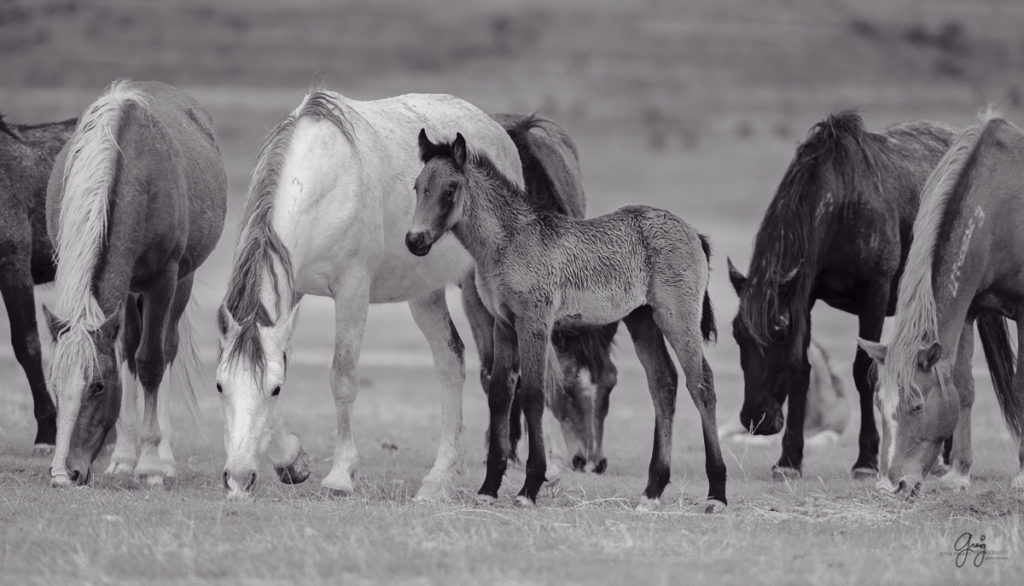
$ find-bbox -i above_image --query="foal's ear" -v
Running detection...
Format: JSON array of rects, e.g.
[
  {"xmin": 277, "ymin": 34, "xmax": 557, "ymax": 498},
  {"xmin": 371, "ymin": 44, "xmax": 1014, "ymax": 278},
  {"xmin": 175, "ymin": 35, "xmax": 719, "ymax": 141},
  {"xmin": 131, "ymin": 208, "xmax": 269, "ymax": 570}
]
[
  {"xmin": 41, "ymin": 304, "xmax": 67, "ymax": 342},
  {"xmin": 917, "ymin": 341, "xmax": 942, "ymax": 371},
  {"xmin": 726, "ymin": 257, "xmax": 747, "ymax": 295},
  {"xmin": 418, "ymin": 128, "xmax": 438, "ymax": 162},
  {"xmin": 452, "ymin": 132, "xmax": 468, "ymax": 168},
  {"xmin": 98, "ymin": 303, "xmax": 123, "ymax": 343},
  {"xmin": 856, "ymin": 338, "xmax": 887, "ymax": 365}
]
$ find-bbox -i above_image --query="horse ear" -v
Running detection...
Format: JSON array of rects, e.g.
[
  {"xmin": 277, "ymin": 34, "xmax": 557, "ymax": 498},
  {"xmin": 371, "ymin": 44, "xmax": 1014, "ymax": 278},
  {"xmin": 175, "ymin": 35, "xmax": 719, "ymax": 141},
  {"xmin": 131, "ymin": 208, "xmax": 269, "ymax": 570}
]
[
  {"xmin": 282, "ymin": 303, "xmax": 300, "ymax": 335},
  {"xmin": 452, "ymin": 132, "xmax": 468, "ymax": 168},
  {"xmin": 41, "ymin": 304, "xmax": 66, "ymax": 342},
  {"xmin": 857, "ymin": 337, "xmax": 887, "ymax": 365},
  {"xmin": 917, "ymin": 341, "xmax": 942, "ymax": 371},
  {"xmin": 99, "ymin": 303, "xmax": 123, "ymax": 343},
  {"xmin": 727, "ymin": 257, "xmax": 747, "ymax": 295},
  {"xmin": 418, "ymin": 128, "xmax": 436, "ymax": 162},
  {"xmin": 217, "ymin": 304, "xmax": 240, "ymax": 339}
]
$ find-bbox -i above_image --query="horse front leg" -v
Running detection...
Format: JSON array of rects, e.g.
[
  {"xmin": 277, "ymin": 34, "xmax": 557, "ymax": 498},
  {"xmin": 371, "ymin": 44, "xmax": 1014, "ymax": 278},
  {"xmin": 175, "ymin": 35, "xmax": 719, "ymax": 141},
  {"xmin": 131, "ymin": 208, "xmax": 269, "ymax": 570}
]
[
  {"xmin": 515, "ymin": 319, "xmax": 554, "ymax": 506},
  {"xmin": 105, "ymin": 295, "xmax": 142, "ymax": 476},
  {"xmin": 852, "ymin": 298, "xmax": 886, "ymax": 478},
  {"xmin": 321, "ymin": 277, "xmax": 370, "ymax": 496},
  {"xmin": 409, "ymin": 288, "xmax": 467, "ymax": 501},
  {"xmin": 479, "ymin": 320, "xmax": 519, "ymax": 501},
  {"xmin": 940, "ymin": 319, "xmax": 975, "ymax": 491},
  {"xmin": 1013, "ymin": 312, "xmax": 1024, "ymax": 490},
  {"xmin": 775, "ymin": 360, "xmax": 809, "ymax": 479},
  {"xmin": 133, "ymin": 266, "xmax": 179, "ymax": 487}
]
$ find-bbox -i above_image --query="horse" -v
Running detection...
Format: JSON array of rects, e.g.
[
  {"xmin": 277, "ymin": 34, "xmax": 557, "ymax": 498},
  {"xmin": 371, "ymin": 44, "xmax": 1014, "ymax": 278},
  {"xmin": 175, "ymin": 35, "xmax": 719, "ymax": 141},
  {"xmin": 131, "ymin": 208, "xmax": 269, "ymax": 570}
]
[
  {"xmin": 727, "ymin": 111, "xmax": 958, "ymax": 479},
  {"xmin": 858, "ymin": 112, "xmax": 1024, "ymax": 495},
  {"xmin": 408, "ymin": 130, "xmax": 725, "ymax": 511},
  {"xmin": 461, "ymin": 113, "xmax": 619, "ymax": 474},
  {"xmin": 215, "ymin": 90, "xmax": 524, "ymax": 500},
  {"xmin": 0, "ymin": 113, "xmax": 75, "ymax": 452},
  {"xmin": 43, "ymin": 80, "xmax": 227, "ymax": 487},
  {"xmin": 719, "ymin": 338, "xmax": 849, "ymax": 447}
]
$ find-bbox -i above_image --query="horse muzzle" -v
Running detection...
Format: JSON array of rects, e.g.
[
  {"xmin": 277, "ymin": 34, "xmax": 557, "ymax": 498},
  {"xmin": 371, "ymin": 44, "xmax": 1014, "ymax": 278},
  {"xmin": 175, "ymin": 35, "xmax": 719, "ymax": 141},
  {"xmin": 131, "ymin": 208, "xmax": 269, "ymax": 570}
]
[
  {"xmin": 405, "ymin": 231, "xmax": 433, "ymax": 256},
  {"xmin": 740, "ymin": 403, "xmax": 784, "ymax": 436}
]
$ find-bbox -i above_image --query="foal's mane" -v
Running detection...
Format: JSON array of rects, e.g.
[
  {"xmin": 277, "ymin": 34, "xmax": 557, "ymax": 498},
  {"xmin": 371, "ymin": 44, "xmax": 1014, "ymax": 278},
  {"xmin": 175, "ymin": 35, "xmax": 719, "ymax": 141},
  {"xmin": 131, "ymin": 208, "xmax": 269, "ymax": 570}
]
[
  {"xmin": 224, "ymin": 89, "xmax": 356, "ymax": 379},
  {"xmin": 741, "ymin": 110, "xmax": 884, "ymax": 345},
  {"xmin": 882, "ymin": 110, "xmax": 1002, "ymax": 413},
  {"xmin": 0, "ymin": 112, "xmax": 22, "ymax": 141}
]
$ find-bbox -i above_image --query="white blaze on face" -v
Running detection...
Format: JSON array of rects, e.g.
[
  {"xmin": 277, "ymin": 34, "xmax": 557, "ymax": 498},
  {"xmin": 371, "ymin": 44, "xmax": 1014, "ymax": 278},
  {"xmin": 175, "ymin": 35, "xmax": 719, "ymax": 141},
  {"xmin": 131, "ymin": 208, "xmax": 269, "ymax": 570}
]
[{"xmin": 50, "ymin": 359, "xmax": 86, "ymax": 482}]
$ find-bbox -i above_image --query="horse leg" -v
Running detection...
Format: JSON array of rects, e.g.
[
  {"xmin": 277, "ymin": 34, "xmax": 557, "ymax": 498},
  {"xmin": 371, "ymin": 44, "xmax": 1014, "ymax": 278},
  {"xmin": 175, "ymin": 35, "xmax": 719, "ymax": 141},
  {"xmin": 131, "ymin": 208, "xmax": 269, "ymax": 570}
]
[
  {"xmin": 1012, "ymin": 314, "xmax": 1024, "ymax": 490},
  {"xmin": 851, "ymin": 300, "xmax": 886, "ymax": 478},
  {"xmin": 651, "ymin": 302, "xmax": 727, "ymax": 513},
  {"xmin": 478, "ymin": 320, "xmax": 519, "ymax": 501},
  {"xmin": 0, "ymin": 252, "xmax": 56, "ymax": 452},
  {"xmin": 409, "ymin": 288, "xmax": 466, "ymax": 501},
  {"xmin": 623, "ymin": 306, "xmax": 678, "ymax": 510},
  {"xmin": 940, "ymin": 320, "xmax": 974, "ymax": 491},
  {"xmin": 775, "ymin": 360, "xmax": 808, "ymax": 479},
  {"xmin": 321, "ymin": 277, "xmax": 370, "ymax": 496},
  {"xmin": 133, "ymin": 267, "xmax": 179, "ymax": 486},
  {"xmin": 104, "ymin": 295, "xmax": 142, "ymax": 475},
  {"xmin": 514, "ymin": 320, "xmax": 553, "ymax": 506}
]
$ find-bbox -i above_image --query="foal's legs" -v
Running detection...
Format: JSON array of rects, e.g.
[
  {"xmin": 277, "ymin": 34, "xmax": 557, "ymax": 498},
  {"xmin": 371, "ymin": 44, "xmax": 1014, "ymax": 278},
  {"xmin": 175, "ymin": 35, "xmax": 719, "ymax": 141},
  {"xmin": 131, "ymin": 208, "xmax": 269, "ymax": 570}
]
[
  {"xmin": 515, "ymin": 321, "xmax": 554, "ymax": 505},
  {"xmin": 409, "ymin": 288, "xmax": 467, "ymax": 501},
  {"xmin": 623, "ymin": 306, "xmax": 679, "ymax": 509},
  {"xmin": 851, "ymin": 291, "xmax": 887, "ymax": 478},
  {"xmin": 133, "ymin": 267, "xmax": 180, "ymax": 486},
  {"xmin": 651, "ymin": 301, "xmax": 727, "ymax": 513},
  {"xmin": 940, "ymin": 320, "xmax": 974, "ymax": 491},
  {"xmin": 479, "ymin": 320, "xmax": 519, "ymax": 500},
  {"xmin": 1012, "ymin": 313, "xmax": 1024, "ymax": 490},
  {"xmin": 321, "ymin": 276, "xmax": 370, "ymax": 495},
  {"xmin": 0, "ymin": 244, "xmax": 56, "ymax": 451}
]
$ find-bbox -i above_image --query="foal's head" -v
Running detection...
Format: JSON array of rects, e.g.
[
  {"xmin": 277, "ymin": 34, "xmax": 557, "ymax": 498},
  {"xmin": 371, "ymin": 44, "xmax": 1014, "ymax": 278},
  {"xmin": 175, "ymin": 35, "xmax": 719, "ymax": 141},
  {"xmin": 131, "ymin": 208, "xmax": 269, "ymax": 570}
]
[
  {"xmin": 43, "ymin": 305, "xmax": 122, "ymax": 486},
  {"xmin": 406, "ymin": 129, "xmax": 470, "ymax": 256},
  {"xmin": 858, "ymin": 339, "xmax": 959, "ymax": 494}
]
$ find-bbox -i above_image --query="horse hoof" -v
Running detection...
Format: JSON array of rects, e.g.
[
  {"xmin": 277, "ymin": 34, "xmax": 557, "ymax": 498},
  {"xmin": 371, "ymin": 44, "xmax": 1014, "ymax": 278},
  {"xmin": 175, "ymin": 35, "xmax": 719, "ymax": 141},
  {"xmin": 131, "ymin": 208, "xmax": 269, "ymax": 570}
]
[
  {"xmin": 226, "ymin": 488, "xmax": 254, "ymax": 502},
  {"xmin": 274, "ymin": 448, "xmax": 312, "ymax": 485},
  {"xmin": 704, "ymin": 499, "xmax": 727, "ymax": 514},
  {"xmin": 141, "ymin": 475, "xmax": 166, "ymax": 489},
  {"xmin": 50, "ymin": 474, "xmax": 74, "ymax": 489},
  {"xmin": 875, "ymin": 477, "xmax": 896, "ymax": 493},
  {"xmin": 414, "ymin": 479, "xmax": 451, "ymax": 502},
  {"xmin": 851, "ymin": 467, "xmax": 878, "ymax": 480},
  {"xmin": 475, "ymin": 493, "xmax": 498, "ymax": 506},
  {"xmin": 592, "ymin": 458, "xmax": 608, "ymax": 475},
  {"xmin": 322, "ymin": 484, "xmax": 354, "ymax": 498},
  {"xmin": 771, "ymin": 466, "xmax": 801, "ymax": 480},
  {"xmin": 32, "ymin": 444, "xmax": 55, "ymax": 456},
  {"xmin": 635, "ymin": 497, "xmax": 660, "ymax": 512},
  {"xmin": 514, "ymin": 495, "xmax": 534, "ymax": 508},
  {"xmin": 940, "ymin": 471, "xmax": 970, "ymax": 492},
  {"xmin": 104, "ymin": 460, "xmax": 136, "ymax": 476}
]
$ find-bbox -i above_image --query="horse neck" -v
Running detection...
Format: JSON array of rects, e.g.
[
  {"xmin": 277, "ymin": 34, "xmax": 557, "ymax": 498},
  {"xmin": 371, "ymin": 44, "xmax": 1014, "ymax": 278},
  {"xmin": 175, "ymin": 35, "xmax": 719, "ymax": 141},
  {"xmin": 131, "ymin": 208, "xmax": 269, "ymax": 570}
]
[
  {"xmin": 452, "ymin": 161, "xmax": 534, "ymax": 268},
  {"xmin": 931, "ymin": 200, "xmax": 990, "ymax": 351}
]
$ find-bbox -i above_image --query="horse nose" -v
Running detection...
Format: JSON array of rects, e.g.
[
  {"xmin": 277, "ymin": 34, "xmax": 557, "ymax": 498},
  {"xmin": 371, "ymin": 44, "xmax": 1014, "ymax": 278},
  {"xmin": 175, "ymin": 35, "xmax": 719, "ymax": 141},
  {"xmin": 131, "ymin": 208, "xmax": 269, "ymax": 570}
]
[
  {"xmin": 68, "ymin": 466, "xmax": 91, "ymax": 486},
  {"xmin": 405, "ymin": 232, "xmax": 430, "ymax": 256},
  {"xmin": 223, "ymin": 468, "xmax": 258, "ymax": 493}
]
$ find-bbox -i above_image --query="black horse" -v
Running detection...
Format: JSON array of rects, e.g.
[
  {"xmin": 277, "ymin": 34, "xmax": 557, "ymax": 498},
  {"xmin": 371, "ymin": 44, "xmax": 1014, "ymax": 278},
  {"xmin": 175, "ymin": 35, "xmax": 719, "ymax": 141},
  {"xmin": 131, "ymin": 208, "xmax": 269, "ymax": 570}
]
[
  {"xmin": 0, "ymin": 113, "xmax": 76, "ymax": 452},
  {"xmin": 727, "ymin": 111, "xmax": 956, "ymax": 478}
]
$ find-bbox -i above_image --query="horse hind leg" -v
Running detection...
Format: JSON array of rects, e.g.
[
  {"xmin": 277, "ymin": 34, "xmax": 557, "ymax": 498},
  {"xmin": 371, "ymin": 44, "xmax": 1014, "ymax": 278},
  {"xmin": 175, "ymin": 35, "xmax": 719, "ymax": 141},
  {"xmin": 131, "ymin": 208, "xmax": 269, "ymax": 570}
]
[
  {"xmin": 0, "ymin": 253, "xmax": 56, "ymax": 452},
  {"xmin": 650, "ymin": 298, "xmax": 727, "ymax": 513},
  {"xmin": 105, "ymin": 295, "xmax": 142, "ymax": 476},
  {"xmin": 409, "ymin": 289, "xmax": 467, "ymax": 501}
]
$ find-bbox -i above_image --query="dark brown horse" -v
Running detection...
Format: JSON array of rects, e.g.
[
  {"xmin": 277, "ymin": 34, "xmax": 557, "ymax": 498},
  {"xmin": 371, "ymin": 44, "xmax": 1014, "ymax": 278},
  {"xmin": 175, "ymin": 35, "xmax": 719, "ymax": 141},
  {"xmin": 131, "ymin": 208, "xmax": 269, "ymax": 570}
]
[
  {"xmin": 0, "ymin": 113, "xmax": 75, "ymax": 452},
  {"xmin": 44, "ymin": 80, "xmax": 226, "ymax": 487},
  {"xmin": 462, "ymin": 113, "xmax": 618, "ymax": 474},
  {"xmin": 728, "ymin": 111, "xmax": 956, "ymax": 478}
]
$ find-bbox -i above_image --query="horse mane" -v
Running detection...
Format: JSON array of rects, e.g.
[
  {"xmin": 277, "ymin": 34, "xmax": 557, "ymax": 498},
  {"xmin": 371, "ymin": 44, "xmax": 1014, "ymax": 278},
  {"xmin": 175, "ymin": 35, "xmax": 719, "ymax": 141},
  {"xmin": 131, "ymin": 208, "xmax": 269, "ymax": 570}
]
[
  {"xmin": 500, "ymin": 113, "xmax": 586, "ymax": 218},
  {"xmin": 224, "ymin": 89, "xmax": 355, "ymax": 380},
  {"xmin": 50, "ymin": 80, "xmax": 148, "ymax": 385},
  {"xmin": 881, "ymin": 109, "xmax": 1002, "ymax": 414},
  {"xmin": 0, "ymin": 112, "xmax": 22, "ymax": 141},
  {"xmin": 740, "ymin": 110, "xmax": 883, "ymax": 346}
]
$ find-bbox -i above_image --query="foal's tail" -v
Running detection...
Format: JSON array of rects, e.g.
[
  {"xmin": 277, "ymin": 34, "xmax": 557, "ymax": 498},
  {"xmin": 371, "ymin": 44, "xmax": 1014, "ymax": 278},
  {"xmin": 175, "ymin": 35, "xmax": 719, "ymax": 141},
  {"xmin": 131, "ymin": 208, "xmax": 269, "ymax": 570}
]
[
  {"xmin": 163, "ymin": 298, "xmax": 205, "ymax": 435},
  {"xmin": 698, "ymin": 234, "xmax": 717, "ymax": 343},
  {"xmin": 977, "ymin": 313, "xmax": 1024, "ymax": 442}
]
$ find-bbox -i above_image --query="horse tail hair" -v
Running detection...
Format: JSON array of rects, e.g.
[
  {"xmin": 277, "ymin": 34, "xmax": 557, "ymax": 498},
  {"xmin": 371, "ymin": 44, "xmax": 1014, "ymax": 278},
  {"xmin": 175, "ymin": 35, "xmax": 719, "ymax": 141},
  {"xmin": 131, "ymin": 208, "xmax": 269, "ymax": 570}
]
[
  {"xmin": 170, "ymin": 298, "xmax": 205, "ymax": 432},
  {"xmin": 977, "ymin": 314, "xmax": 1023, "ymax": 442},
  {"xmin": 542, "ymin": 341, "xmax": 565, "ymax": 416},
  {"xmin": 699, "ymin": 233, "xmax": 717, "ymax": 343},
  {"xmin": 501, "ymin": 113, "xmax": 586, "ymax": 218}
]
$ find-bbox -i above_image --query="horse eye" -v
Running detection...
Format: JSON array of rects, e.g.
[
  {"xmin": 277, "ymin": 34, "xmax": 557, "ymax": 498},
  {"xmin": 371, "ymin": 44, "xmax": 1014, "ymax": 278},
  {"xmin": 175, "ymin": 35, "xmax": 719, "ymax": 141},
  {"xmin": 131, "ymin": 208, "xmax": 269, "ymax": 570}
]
[
  {"xmin": 443, "ymin": 188, "xmax": 455, "ymax": 200},
  {"xmin": 91, "ymin": 383, "xmax": 104, "ymax": 395},
  {"xmin": 910, "ymin": 403, "xmax": 923, "ymax": 414},
  {"xmin": 271, "ymin": 386, "xmax": 282, "ymax": 397},
  {"xmin": 216, "ymin": 383, "xmax": 223, "ymax": 394}
]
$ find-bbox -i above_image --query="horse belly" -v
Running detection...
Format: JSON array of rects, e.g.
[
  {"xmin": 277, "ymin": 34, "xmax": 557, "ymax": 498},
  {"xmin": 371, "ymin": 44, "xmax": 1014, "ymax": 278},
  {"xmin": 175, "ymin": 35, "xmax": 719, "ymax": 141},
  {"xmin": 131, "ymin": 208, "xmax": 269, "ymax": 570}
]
[{"xmin": 556, "ymin": 286, "xmax": 643, "ymax": 327}]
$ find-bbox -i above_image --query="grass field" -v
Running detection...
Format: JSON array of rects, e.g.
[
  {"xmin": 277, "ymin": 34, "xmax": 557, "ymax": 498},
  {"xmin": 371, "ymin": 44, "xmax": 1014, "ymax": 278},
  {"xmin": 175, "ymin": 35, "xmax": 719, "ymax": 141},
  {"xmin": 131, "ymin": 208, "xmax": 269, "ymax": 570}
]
[{"xmin": 2, "ymin": 0, "xmax": 1024, "ymax": 584}]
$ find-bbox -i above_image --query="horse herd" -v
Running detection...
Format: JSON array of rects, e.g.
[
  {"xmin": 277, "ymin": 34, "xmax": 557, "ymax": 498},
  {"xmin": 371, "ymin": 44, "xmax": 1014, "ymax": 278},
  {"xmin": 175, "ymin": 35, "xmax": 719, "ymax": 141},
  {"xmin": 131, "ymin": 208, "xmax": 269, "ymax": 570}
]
[{"xmin": 1, "ymin": 80, "xmax": 1023, "ymax": 512}]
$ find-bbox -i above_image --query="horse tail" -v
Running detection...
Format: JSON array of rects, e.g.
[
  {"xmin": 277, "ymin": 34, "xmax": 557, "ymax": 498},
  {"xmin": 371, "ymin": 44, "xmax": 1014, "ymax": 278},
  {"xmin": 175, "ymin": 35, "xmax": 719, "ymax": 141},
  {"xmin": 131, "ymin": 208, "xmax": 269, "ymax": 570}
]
[
  {"xmin": 699, "ymin": 233, "xmax": 717, "ymax": 343},
  {"xmin": 156, "ymin": 297, "xmax": 205, "ymax": 440},
  {"xmin": 977, "ymin": 314, "xmax": 1024, "ymax": 442},
  {"xmin": 501, "ymin": 113, "xmax": 586, "ymax": 218}
]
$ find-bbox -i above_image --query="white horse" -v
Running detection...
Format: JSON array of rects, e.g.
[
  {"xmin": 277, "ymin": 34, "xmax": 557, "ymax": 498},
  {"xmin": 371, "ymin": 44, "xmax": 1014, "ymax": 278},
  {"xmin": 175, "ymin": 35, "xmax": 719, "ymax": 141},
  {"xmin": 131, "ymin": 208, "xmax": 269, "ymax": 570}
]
[{"xmin": 216, "ymin": 90, "xmax": 523, "ymax": 499}]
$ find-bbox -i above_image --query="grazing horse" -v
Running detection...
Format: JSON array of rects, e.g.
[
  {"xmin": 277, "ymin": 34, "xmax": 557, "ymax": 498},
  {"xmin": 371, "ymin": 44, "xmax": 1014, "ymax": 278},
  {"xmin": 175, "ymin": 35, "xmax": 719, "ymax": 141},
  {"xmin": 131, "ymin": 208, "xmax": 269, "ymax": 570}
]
[
  {"xmin": 44, "ymin": 80, "xmax": 226, "ymax": 487},
  {"xmin": 727, "ymin": 111, "xmax": 956, "ymax": 478},
  {"xmin": 0, "ymin": 113, "xmax": 75, "ymax": 451},
  {"xmin": 408, "ymin": 131, "xmax": 724, "ymax": 511},
  {"xmin": 462, "ymin": 113, "xmax": 619, "ymax": 473},
  {"xmin": 215, "ymin": 90, "xmax": 523, "ymax": 500},
  {"xmin": 859, "ymin": 113, "xmax": 1024, "ymax": 494}
]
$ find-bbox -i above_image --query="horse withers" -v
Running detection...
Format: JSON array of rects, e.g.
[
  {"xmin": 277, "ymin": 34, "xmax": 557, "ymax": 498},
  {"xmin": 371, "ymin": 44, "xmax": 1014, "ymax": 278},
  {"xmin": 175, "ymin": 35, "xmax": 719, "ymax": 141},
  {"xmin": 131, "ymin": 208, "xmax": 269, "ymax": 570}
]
[
  {"xmin": 0, "ymin": 113, "xmax": 75, "ymax": 452},
  {"xmin": 215, "ymin": 90, "xmax": 523, "ymax": 500},
  {"xmin": 409, "ymin": 130, "xmax": 725, "ymax": 511},
  {"xmin": 43, "ymin": 80, "xmax": 227, "ymax": 487},
  {"xmin": 727, "ymin": 111, "xmax": 955, "ymax": 479},
  {"xmin": 860, "ymin": 112, "xmax": 1024, "ymax": 495}
]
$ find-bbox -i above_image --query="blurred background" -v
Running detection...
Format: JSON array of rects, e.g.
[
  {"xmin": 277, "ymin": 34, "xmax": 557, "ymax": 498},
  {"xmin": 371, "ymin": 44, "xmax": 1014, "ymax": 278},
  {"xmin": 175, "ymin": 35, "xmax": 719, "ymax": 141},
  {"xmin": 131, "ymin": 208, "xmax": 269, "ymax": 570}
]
[{"xmin": 2, "ymin": 0, "xmax": 1023, "ymax": 478}]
